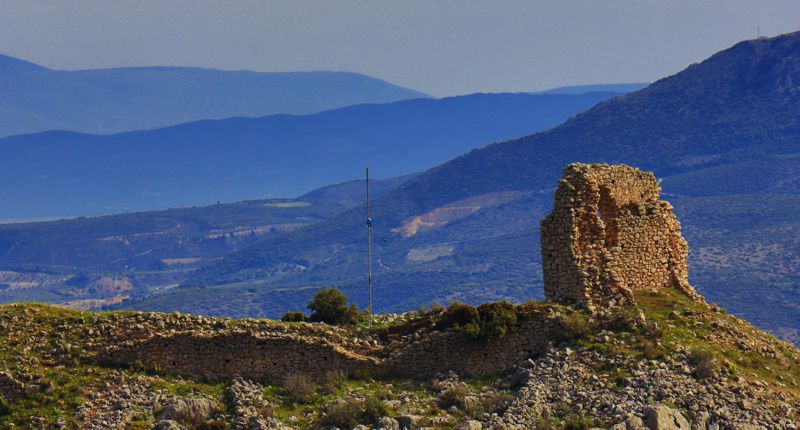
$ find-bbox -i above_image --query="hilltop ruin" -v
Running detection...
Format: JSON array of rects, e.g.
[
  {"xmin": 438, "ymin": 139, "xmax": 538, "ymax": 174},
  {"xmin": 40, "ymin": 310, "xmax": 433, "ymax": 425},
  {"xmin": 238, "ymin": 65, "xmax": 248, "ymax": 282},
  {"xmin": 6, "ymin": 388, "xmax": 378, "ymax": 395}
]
[{"xmin": 540, "ymin": 163, "xmax": 703, "ymax": 309}]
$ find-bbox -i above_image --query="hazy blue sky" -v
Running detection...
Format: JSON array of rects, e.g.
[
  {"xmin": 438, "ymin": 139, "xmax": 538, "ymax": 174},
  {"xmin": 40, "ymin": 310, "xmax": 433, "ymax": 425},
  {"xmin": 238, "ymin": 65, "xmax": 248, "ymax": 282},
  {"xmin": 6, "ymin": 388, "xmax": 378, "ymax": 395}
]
[{"xmin": 1, "ymin": 1, "xmax": 799, "ymax": 96}]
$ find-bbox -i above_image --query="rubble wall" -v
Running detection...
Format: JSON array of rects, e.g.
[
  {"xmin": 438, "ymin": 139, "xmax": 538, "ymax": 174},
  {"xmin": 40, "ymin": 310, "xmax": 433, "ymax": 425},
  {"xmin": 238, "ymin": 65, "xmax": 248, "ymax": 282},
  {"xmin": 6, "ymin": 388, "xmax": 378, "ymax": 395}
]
[
  {"xmin": 94, "ymin": 310, "xmax": 563, "ymax": 382},
  {"xmin": 96, "ymin": 332, "xmax": 380, "ymax": 383},
  {"xmin": 540, "ymin": 163, "xmax": 701, "ymax": 308}
]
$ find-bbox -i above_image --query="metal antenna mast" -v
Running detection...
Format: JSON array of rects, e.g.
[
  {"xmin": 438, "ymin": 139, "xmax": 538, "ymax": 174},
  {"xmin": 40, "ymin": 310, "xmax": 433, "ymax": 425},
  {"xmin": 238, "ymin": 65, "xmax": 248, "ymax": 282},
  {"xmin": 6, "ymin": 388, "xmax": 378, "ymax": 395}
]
[{"xmin": 366, "ymin": 167, "xmax": 373, "ymax": 314}]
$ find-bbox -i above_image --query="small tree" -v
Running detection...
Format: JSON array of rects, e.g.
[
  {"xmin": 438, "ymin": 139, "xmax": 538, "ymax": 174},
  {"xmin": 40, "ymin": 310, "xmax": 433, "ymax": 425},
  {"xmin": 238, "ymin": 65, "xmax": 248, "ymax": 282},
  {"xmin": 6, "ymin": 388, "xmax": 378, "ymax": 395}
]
[{"xmin": 308, "ymin": 288, "xmax": 362, "ymax": 325}]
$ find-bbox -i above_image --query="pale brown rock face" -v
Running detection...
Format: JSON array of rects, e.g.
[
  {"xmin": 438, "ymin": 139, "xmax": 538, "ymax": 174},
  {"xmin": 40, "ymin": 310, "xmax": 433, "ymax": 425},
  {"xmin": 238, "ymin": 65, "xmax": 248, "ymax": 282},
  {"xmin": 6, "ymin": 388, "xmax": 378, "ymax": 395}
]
[{"xmin": 540, "ymin": 163, "xmax": 703, "ymax": 309}]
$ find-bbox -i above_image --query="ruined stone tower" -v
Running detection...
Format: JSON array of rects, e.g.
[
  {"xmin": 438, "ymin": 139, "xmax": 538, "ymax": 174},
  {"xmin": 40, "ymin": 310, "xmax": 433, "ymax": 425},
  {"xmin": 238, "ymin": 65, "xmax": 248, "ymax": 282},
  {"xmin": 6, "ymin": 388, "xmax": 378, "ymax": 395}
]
[{"xmin": 540, "ymin": 163, "xmax": 703, "ymax": 308}]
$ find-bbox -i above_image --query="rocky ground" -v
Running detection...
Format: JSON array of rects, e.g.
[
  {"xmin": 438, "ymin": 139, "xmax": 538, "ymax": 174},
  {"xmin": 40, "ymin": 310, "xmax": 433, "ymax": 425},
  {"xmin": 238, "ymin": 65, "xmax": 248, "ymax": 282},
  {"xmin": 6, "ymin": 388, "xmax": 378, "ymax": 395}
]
[
  {"xmin": 496, "ymin": 346, "xmax": 796, "ymax": 429},
  {"xmin": 1, "ymin": 286, "xmax": 799, "ymax": 429}
]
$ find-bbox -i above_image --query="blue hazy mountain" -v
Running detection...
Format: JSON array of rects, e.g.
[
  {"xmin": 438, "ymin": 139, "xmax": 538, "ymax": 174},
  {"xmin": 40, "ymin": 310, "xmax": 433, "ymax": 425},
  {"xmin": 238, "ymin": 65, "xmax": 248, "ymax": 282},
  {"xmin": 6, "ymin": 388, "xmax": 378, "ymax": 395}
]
[
  {"xmin": 0, "ymin": 53, "xmax": 427, "ymax": 138},
  {"xmin": 167, "ymin": 32, "xmax": 800, "ymax": 340},
  {"xmin": 0, "ymin": 91, "xmax": 624, "ymax": 221}
]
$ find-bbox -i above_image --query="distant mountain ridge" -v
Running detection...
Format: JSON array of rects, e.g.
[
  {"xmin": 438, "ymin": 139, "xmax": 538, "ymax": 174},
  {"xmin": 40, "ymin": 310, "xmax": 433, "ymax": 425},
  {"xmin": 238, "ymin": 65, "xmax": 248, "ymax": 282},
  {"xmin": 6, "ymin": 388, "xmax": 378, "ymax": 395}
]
[
  {"xmin": 534, "ymin": 83, "xmax": 649, "ymax": 94},
  {"xmin": 156, "ymin": 32, "xmax": 800, "ymax": 341},
  {"xmin": 0, "ymin": 91, "xmax": 624, "ymax": 221},
  {"xmin": 0, "ymin": 53, "xmax": 427, "ymax": 137}
]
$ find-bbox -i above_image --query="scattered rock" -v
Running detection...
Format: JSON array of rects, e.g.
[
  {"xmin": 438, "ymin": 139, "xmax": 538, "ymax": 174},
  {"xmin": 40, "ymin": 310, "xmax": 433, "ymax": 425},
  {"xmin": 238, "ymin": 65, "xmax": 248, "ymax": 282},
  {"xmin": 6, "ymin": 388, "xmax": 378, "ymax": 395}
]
[
  {"xmin": 377, "ymin": 416, "xmax": 401, "ymax": 430},
  {"xmin": 456, "ymin": 420, "xmax": 483, "ymax": 430},
  {"xmin": 397, "ymin": 414, "xmax": 422, "ymax": 429},
  {"xmin": 644, "ymin": 405, "xmax": 690, "ymax": 430},
  {"xmin": 157, "ymin": 397, "xmax": 219, "ymax": 428}
]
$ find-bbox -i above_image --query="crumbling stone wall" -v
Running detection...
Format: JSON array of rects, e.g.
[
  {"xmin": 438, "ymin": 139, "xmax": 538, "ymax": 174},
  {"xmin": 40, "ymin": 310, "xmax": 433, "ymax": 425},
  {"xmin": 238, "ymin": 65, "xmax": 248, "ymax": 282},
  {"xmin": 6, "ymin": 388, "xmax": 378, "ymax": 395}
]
[
  {"xmin": 386, "ymin": 310, "xmax": 562, "ymax": 379},
  {"xmin": 94, "ymin": 308, "xmax": 564, "ymax": 382},
  {"xmin": 540, "ymin": 163, "xmax": 702, "ymax": 308},
  {"xmin": 96, "ymin": 332, "xmax": 380, "ymax": 383}
]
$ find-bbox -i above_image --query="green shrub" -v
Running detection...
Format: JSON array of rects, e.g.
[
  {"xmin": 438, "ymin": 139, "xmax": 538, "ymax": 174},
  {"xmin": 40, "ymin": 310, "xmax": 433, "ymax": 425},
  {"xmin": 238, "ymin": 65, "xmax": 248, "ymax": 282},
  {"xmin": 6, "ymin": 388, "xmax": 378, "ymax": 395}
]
[
  {"xmin": 283, "ymin": 373, "xmax": 316, "ymax": 402},
  {"xmin": 438, "ymin": 383, "xmax": 469, "ymax": 409},
  {"xmin": 559, "ymin": 313, "xmax": 593, "ymax": 340},
  {"xmin": 642, "ymin": 340, "xmax": 666, "ymax": 360},
  {"xmin": 437, "ymin": 301, "xmax": 479, "ymax": 331},
  {"xmin": 474, "ymin": 301, "xmax": 518, "ymax": 339},
  {"xmin": 0, "ymin": 395, "xmax": 10, "ymax": 416},
  {"xmin": 689, "ymin": 349, "xmax": 716, "ymax": 379},
  {"xmin": 280, "ymin": 311, "xmax": 307, "ymax": 322},
  {"xmin": 437, "ymin": 301, "xmax": 519, "ymax": 340},
  {"xmin": 534, "ymin": 418, "xmax": 559, "ymax": 430},
  {"xmin": 362, "ymin": 395, "xmax": 388, "ymax": 424},
  {"xmin": 322, "ymin": 369, "xmax": 347, "ymax": 395},
  {"xmin": 307, "ymin": 288, "xmax": 363, "ymax": 325},
  {"xmin": 563, "ymin": 414, "xmax": 595, "ymax": 430},
  {"xmin": 320, "ymin": 398, "xmax": 363, "ymax": 428},
  {"xmin": 464, "ymin": 391, "xmax": 515, "ymax": 418}
]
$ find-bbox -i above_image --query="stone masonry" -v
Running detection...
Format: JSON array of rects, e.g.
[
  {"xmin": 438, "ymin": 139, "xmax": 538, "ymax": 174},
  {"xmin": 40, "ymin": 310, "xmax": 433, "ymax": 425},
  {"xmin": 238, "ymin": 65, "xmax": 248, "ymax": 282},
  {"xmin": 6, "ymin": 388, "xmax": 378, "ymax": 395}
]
[{"xmin": 540, "ymin": 163, "xmax": 703, "ymax": 308}]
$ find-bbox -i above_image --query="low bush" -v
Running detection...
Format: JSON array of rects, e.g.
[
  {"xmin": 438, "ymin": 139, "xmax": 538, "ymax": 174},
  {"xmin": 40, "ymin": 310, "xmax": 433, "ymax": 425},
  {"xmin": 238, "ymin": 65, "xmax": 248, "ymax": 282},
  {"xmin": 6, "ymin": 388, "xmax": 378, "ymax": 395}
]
[
  {"xmin": 437, "ymin": 301, "xmax": 479, "ymax": 331},
  {"xmin": 322, "ymin": 369, "xmax": 347, "ymax": 395},
  {"xmin": 438, "ymin": 383, "xmax": 469, "ymax": 409},
  {"xmin": 308, "ymin": 288, "xmax": 363, "ymax": 326},
  {"xmin": 437, "ymin": 301, "xmax": 519, "ymax": 340},
  {"xmin": 283, "ymin": 373, "xmax": 316, "ymax": 402},
  {"xmin": 319, "ymin": 398, "xmax": 363, "ymax": 428},
  {"xmin": 464, "ymin": 391, "xmax": 515, "ymax": 418},
  {"xmin": 559, "ymin": 313, "xmax": 594, "ymax": 340},
  {"xmin": 474, "ymin": 301, "xmax": 518, "ymax": 339},
  {"xmin": 534, "ymin": 418, "xmax": 559, "ymax": 430},
  {"xmin": 689, "ymin": 349, "xmax": 716, "ymax": 379},
  {"xmin": 280, "ymin": 311, "xmax": 307, "ymax": 322},
  {"xmin": 362, "ymin": 395, "xmax": 388, "ymax": 424},
  {"xmin": 642, "ymin": 340, "xmax": 666, "ymax": 360},
  {"xmin": 563, "ymin": 414, "xmax": 595, "ymax": 430},
  {"xmin": 0, "ymin": 395, "xmax": 9, "ymax": 416}
]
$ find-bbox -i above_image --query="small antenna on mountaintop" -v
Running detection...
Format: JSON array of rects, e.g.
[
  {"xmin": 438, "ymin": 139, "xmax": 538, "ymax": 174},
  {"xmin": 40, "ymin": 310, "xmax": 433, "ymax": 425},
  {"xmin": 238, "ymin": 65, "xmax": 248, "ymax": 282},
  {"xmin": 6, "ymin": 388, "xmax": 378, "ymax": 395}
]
[{"xmin": 366, "ymin": 167, "xmax": 373, "ymax": 314}]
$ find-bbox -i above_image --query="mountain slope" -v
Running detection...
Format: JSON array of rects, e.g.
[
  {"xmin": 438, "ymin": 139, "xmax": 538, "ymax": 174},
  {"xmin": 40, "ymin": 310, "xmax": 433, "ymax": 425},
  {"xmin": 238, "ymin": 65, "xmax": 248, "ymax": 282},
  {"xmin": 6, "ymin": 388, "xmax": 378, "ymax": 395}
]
[
  {"xmin": 155, "ymin": 32, "xmax": 800, "ymax": 338},
  {"xmin": 0, "ymin": 53, "xmax": 428, "ymax": 138},
  {"xmin": 0, "ymin": 91, "xmax": 622, "ymax": 221},
  {"xmin": 0, "ymin": 175, "xmax": 411, "ymax": 308}
]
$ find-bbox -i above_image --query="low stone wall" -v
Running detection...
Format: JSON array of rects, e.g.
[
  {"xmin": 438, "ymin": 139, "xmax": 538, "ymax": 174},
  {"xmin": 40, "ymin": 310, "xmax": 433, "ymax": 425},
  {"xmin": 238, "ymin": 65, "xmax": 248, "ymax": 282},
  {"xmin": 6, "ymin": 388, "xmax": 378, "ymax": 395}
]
[
  {"xmin": 95, "ymin": 331, "xmax": 380, "ymax": 383},
  {"xmin": 94, "ymin": 308, "xmax": 564, "ymax": 382},
  {"xmin": 386, "ymin": 312, "xmax": 562, "ymax": 378}
]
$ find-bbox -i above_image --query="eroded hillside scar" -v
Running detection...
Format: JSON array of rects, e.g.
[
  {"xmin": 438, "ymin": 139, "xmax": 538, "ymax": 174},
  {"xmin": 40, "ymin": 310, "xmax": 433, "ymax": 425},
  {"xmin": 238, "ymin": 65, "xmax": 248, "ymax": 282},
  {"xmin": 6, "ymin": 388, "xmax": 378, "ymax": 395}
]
[{"xmin": 541, "ymin": 163, "xmax": 704, "ymax": 309}]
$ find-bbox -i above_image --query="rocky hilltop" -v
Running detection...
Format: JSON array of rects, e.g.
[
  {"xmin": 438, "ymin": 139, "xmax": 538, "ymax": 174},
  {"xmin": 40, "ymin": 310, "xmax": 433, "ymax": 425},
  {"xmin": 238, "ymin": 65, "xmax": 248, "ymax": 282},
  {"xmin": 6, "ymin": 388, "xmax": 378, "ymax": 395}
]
[{"xmin": 1, "ymin": 164, "xmax": 799, "ymax": 430}]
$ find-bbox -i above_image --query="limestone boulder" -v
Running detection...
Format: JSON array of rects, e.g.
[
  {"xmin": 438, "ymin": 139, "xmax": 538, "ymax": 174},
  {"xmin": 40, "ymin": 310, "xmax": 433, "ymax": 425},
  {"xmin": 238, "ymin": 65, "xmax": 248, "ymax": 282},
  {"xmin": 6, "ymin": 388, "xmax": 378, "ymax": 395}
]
[
  {"xmin": 644, "ymin": 405, "xmax": 690, "ymax": 430},
  {"xmin": 157, "ymin": 397, "xmax": 220, "ymax": 428}
]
